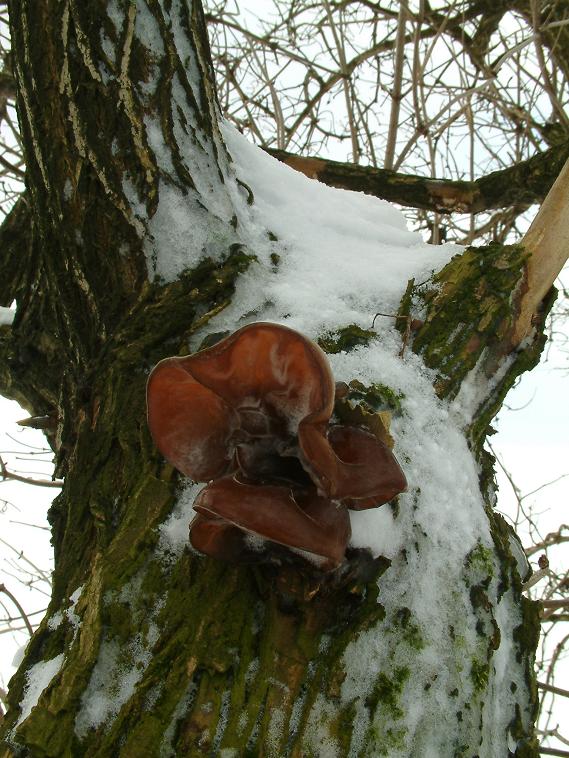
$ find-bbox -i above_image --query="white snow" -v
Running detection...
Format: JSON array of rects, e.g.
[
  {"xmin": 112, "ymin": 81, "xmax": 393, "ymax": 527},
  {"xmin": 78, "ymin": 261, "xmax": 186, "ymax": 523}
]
[
  {"xmin": 157, "ymin": 481, "xmax": 205, "ymax": 560},
  {"xmin": 215, "ymin": 122, "xmax": 459, "ymax": 338},
  {"xmin": 75, "ymin": 590, "xmax": 162, "ymax": 737},
  {"xmin": 11, "ymin": 643, "xmax": 27, "ymax": 669},
  {"xmin": 66, "ymin": 584, "xmax": 84, "ymax": 640},
  {"xmin": 47, "ymin": 584, "xmax": 84, "ymax": 640},
  {"xmin": 15, "ymin": 654, "xmax": 64, "ymax": 727},
  {"xmin": 134, "ymin": 2, "xmax": 164, "ymax": 58},
  {"xmin": 0, "ymin": 306, "xmax": 16, "ymax": 325},
  {"xmin": 47, "ymin": 611, "xmax": 63, "ymax": 631},
  {"xmin": 146, "ymin": 124, "xmax": 526, "ymax": 755}
]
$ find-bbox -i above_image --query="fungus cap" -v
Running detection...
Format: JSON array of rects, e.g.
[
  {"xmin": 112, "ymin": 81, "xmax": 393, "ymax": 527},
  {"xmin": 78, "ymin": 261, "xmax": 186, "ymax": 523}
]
[{"xmin": 147, "ymin": 322, "xmax": 408, "ymax": 568}]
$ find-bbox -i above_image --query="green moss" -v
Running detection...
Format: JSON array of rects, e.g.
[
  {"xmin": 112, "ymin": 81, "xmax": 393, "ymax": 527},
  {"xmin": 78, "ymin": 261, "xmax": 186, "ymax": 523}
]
[
  {"xmin": 365, "ymin": 667, "xmax": 410, "ymax": 720},
  {"xmin": 104, "ymin": 600, "xmax": 134, "ymax": 644},
  {"xmin": 465, "ymin": 543, "xmax": 495, "ymax": 580},
  {"xmin": 512, "ymin": 596, "xmax": 540, "ymax": 732},
  {"xmin": 318, "ymin": 324, "xmax": 377, "ymax": 354},
  {"xmin": 454, "ymin": 743, "xmax": 469, "ymax": 757},
  {"xmin": 330, "ymin": 700, "xmax": 357, "ymax": 753},
  {"xmin": 487, "ymin": 510, "xmax": 531, "ymax": 602},
  {"xmin": 513, "ymin": 597, "xmax": 541, "ymax": 660},
  {"xmin": 343, "ymin": 379, "xmax": 404, "ymax": 415},
  {"xmin": 394, "ymin": 607, "xmax": 425, "ymax": 651},
  {"xmin": 14, "ymin": 707, "xmax": 78, "ymax": 757},
  {"xmin": 470, "ymin": 659, "xmax": 490, "ymax": 693},
  {"xmin": 382, "ymin": 727, "xmax": 407, "ymax": 754},
  {"xmin": 511, "ymin": 704, "xmax": 541, "ymax": 756},
  {"xmin": 513, "ymin": 737, "xmax": 540, "ymax": 758},
  {"xmin": 467, "ymin": 286, "xmax": 555, "ymax": 456},
  {"xmin": 400, "ymin": 242, "xmax": 556, "ymax": 466},
  {"xmin": 409, "ymin": 243, "xmax": 530, "ymax": 397}
]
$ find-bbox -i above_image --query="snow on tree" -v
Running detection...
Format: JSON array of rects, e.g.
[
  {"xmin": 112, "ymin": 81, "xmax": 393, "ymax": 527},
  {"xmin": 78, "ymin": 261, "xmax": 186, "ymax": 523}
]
[{"xmin": 0, "ymin": 1, "xmax": 567, "ymax": 755}]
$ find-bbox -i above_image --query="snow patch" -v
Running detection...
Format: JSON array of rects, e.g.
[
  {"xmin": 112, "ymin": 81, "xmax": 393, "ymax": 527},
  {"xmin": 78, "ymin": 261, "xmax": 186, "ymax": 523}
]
[
  {"xmin": 11, "ymin": 644, "xmax": 27, "ymax": 669},
  {"xmin": 160, "ymin": 682, "xmax": 198, "ymax": 756},
  {"xmin": 157, "ymin": 481, "xmax": 205, "ymax": 560},
  {"xmin": 213, "ymin": 122, "xmax": 459, "ymax": 341},
  {"xmin": 47, "ymin": 584, "xmax": 84, "ymax": 641},
  {"xmin": 75, "ymin": 585, "xmax": 162, "ymax": 738},
  {"xmin": 47, "ymin": 611, "xmax": 63, "ymax": 631},
  {"xmin": 0, "ymin": 306, "xmax": 16, "ymax": 326},
  {"xmin": 67, "ymin": 584, "xmax": 84, "ymax": 640},
  {"xmin": 15, "ymin": 654, "xmax": 64, "ymax": 728}
]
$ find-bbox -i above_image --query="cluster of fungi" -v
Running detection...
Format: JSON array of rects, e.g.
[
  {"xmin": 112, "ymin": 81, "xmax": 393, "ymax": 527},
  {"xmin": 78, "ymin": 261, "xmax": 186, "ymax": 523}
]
[{"xmin": 147, "ymin": 323, "xmax": 407, "ymax": 571}]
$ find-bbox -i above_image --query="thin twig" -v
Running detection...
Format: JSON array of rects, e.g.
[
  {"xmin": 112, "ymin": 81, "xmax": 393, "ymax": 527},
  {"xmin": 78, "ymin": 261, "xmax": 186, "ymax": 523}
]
[
  {"xmin": 384, "ymin": 1, "xmax": 408, "ymax": 169},
  {"xmin": 0, "ymin": 455, "xmax": 63, "ymax": 488},
  {"xmin": 0, "ymin": 583, "xmax": 34, "ymax": 636},
  {"xmin": 541, "ymin": 600, "xmax": 569, "ymax": 610},
  {"xmin": 526, "ymin": 525, "xmax": 569, "ymax": 557}
]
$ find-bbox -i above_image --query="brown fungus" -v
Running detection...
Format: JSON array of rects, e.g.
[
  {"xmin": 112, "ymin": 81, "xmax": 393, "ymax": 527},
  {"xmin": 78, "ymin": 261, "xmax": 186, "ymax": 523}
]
[
  {"xmin": 193, "ymin": 477, "xmax": 350, "ymax": 569},
  {"xmin": 147, "ymin": 322, "xmax": 407, "ymax": 570}
]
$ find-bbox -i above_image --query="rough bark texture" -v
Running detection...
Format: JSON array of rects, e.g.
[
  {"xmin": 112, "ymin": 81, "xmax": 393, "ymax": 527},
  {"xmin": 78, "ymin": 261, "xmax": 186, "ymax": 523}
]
[{"xmin": 0, "ymin": 1, "xmax": 553, "ymax": 756}]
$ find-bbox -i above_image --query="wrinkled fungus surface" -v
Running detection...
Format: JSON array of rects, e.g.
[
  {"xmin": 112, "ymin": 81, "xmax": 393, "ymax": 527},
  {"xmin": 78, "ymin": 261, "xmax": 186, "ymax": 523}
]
[{"xmin": 147, "ymin": 322, "xmax": 406, "ymax": 569}]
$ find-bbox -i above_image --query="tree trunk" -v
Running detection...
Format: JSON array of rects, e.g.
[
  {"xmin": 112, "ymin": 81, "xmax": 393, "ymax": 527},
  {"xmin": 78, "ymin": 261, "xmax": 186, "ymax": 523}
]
[{"xmin": 0, "ymin": 1, "xmax": 551, "ymax": 756}]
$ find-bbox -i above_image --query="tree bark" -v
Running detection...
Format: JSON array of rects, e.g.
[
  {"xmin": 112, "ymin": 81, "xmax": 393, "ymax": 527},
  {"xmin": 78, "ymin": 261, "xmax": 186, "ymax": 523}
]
[
  {"xmin": 265, "ymin": 140, "xmax": 569, "ymax": 215},
  {"xmin": 0, "ymin": 1, "xmax": 554, "ymax": 756}
]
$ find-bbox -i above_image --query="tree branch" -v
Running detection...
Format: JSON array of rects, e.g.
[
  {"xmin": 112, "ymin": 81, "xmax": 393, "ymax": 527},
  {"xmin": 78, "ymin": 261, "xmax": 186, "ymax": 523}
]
[
  {"xmin": 512, "ymin": 155, "xmax": 569, "ymax": 348},
  {"xmin": 538, "ymin": 682, "xmax": 569, "ymax": 699},
  {"xmin": 0, "ymin": 583, "xmax": 33, "ymax": 636},
  {"xmin": 526, "ymin": 525, "xmax": 569, "ymax": 557},
  {"xmin": 542, "ymin": 614, "xmax": 569, "ymax": 624},
  {"xmin": 265, "ymin": 140, "xmax": 569, "ymax": 214},
  {"xmin": 0, "ymin": 455, "xmax": 63, "ymax": 488},
  {"xmin": 541, "ymin": 600, "xmax": 569, "ymax": 610}
]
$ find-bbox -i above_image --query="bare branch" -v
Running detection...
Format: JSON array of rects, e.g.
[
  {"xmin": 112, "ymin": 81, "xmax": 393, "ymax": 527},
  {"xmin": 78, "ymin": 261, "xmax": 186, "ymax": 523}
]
[
  {"xmin": 0, "ymin": 583, "xmax": 33, "ymax": 636},
  {"xmin": 526, "ymin": 525, "xmax": 569, "ymax": 556},
  {"xmin": 0, "ymin": 455, "xmax": 63, "ymax": 488},
  {"xmin": 538, "ymin": 682, "xmax": 569, "ymax": 699},
  {"xmin": 264, "ymin": 140, "xmax": 569, "ymax": 214},
  {"xmin": 541, "ymin": 600, "xmax": 569, "ymax": 610},
  {"xmin": 513, "ymin": 156, "xmax": 569, "ymax": 348}
]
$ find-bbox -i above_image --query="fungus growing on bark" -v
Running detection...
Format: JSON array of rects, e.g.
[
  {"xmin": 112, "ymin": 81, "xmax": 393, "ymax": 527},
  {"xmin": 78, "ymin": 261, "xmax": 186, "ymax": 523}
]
[{"xmin": 147, "ymin": 322, "xmax": 407, "ymax": 569}]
